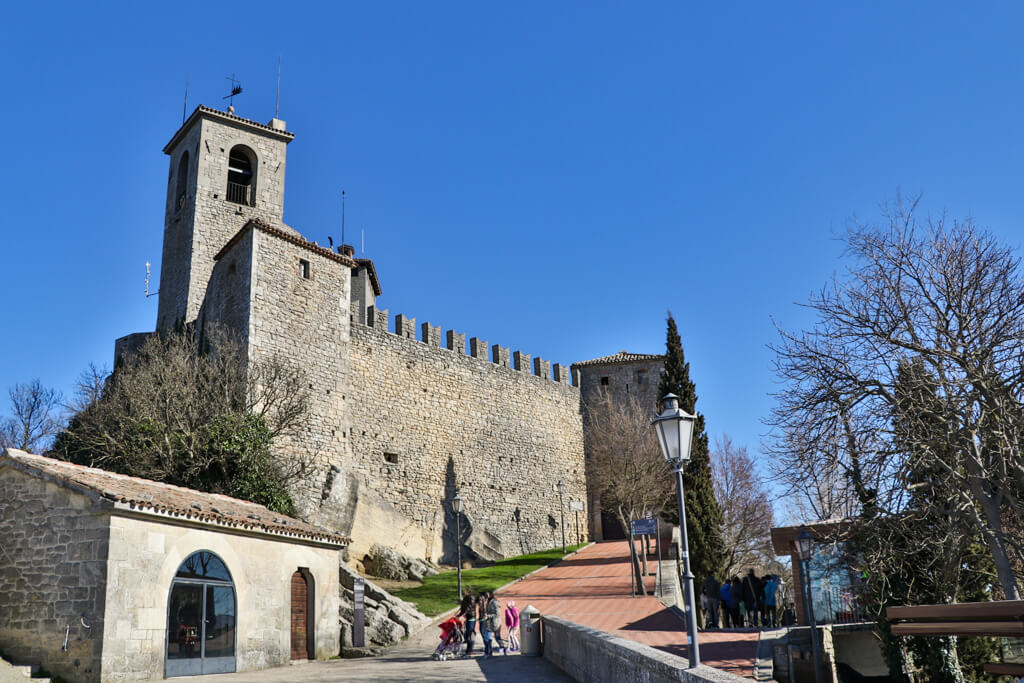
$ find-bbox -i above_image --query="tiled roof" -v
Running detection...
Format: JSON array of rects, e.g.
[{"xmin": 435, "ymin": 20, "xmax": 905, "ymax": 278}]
[
  {"xmin": 215, "ymin": 218, "xmax": 357, "ymax": 268},
  {"xmin": 571, "ymin": 351, "xmax": 664, "ymax": 368},
  {"xmin": 355, "ymin": 258, "xmax": 382, "ymax": 296},
  {"xmin": 164, "ymin": 105, "xmax": 294, "ymax": 153},
  {"xmin": 0, "ymin": 449, "xmax": 348, "ymax": 547}
]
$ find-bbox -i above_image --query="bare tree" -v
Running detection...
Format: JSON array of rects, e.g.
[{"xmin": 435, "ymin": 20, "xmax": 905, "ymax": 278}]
[
  {"xmin": 768, "ymin": 197, "xmax": 1024, "ymax": 600},
  {"xmin": 0, "ymin": 379, "xmax": 63, "ymax": 453},
  {"xmin": 586, "ymin": 392, "xmax": 674, "ymax": 594},
  {"xmin": 711, "ymin": 434, "xmax": 775, "ymax": 577},
  {"xmin": 52, "ymin": 327, "xmax": 312, "ymax": 512},
  {"xmin": 65, "ymin": 363, "xmax": 110, "ymax": 414}
]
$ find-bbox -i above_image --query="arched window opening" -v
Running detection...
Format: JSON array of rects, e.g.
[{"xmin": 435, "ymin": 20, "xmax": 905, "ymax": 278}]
[
  {"xmin": 175, "ymin": 151, "xmax": 190, "ymax": 212},
  {"xmin": 226, "ymin": 146, "xmax": 255, "ymax": 206},
  {"xmin": 167, "ymin": 551, "xmax": 236, "ymax": 677}
]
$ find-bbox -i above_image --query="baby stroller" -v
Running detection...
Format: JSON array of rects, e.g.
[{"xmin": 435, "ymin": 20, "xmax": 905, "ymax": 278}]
[{"xmin": 432, "ymin": 617, "xmax": 464, "ymax": 660}]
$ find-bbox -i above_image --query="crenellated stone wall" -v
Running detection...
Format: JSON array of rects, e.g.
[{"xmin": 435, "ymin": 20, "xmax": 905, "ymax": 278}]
[{"xmin": 345, "ymin": 312, "xmax": 586, "ymax": 564}]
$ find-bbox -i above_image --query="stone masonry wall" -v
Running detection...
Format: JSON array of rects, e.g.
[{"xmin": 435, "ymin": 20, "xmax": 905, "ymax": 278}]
[
  {"xmin": 0, "ymin": 468, "xmax": 109, "ymax": 683},
  {"xmin": 246, "ymin": 230, "xmax": 353, "ymax": 526},
  {"xmin": 101, "ymin": 514, "xmax": 340, "ymax": 680},
  {"xmin": 158, "ymin": 111, "xmax": 290, "ymax": 333},
  {"xmin": 577, "ymin": 359, "xmax": 665, "ymax": 416},
  {"xmin": 345, "ymin": 315, "xmax": 586, "ymax": 564}
]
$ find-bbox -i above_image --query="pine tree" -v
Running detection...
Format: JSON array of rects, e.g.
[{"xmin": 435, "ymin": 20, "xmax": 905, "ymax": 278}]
[{"xmin": 657, "ymin": 313, "xmax": 726, "ymax": 581}]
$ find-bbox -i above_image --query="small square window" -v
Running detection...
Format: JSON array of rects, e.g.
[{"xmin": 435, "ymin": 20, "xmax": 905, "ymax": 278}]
[
  {"xmin": 299, "ymin": 259, "xmax": 311, "ymax": 279},
  {"xmin": 637, "ymin": 370, "xmax": 647, "ymax": 385},
  {"xmin": 384, "ymin": 452, "xmax": 399, "ymax": 465},
  {"xmin": 600, "ymin": 377, "xmax": 609, "ymax": 386}
]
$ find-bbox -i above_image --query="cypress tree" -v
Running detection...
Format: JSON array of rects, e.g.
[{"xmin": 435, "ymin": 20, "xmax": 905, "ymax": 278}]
[{"xmin": 657, "ymin": 313, "xmax": 726, "ymax": 581}]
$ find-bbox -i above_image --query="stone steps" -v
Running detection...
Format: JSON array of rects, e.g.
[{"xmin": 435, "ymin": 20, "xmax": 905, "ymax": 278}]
[{"xmin": 0, "ymin": 655, "xmax": 49, "ymax": 683}]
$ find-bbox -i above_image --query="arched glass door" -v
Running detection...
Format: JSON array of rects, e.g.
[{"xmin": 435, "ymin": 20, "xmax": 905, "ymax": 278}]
[{"xmin": 166, "ymin": 551, "xmax": 236, "ymax": 677}]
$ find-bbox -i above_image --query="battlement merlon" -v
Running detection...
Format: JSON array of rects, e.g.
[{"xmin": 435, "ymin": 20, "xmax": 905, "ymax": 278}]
[
  {"xmin": 163, "ymin": 105, "xmax": 294, "ymax": 155},
  {"xmin": 350, "ymin": 307, "xmax": 576, "ymax": 384}
]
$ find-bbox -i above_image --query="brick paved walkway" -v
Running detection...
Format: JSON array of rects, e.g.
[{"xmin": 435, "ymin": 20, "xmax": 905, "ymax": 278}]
[{"xmin": 498, "ymin": 541, "xmax": 760, "ymax": 679}]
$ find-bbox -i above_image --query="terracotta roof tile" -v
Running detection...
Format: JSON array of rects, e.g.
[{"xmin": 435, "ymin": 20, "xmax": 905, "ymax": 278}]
[
  {"xmin": 1, "ymin": 449, "xmax": 348, "ymax": 546},
  {"xmin": 214, "ymin": 218, "xmax": 357, "ymax": 268},
  {"xmin": 572, "ymin": 351, "xmax": 664, "ymax": 368}
]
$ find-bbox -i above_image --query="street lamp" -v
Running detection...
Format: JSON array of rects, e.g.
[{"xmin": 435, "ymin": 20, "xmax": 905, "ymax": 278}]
[
  {"xmin": 794, "ymin": 528, "xmax": 824, "ymax": 683},
  {"xmin": 651, "ymin": 393, "xmax": 700, "ymax": 669},
  {"xmin": 557, "ymin": 480, "xmax": 566, "ymax": 553},
  {"xmin": 453, "ymin": 490, "xmax": 463, "ymax": 599}
]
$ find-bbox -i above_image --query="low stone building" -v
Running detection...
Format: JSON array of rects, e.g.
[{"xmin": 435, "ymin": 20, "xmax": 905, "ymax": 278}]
[{"xmin": 0, "ymin": 449, "xmax": 347, "ymax": 682}]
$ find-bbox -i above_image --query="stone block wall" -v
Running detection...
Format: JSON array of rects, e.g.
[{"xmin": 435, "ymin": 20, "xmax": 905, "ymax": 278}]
[
  {"xmin": 0, "ymin": 468, "xmax": 109, "ymax": 683},
  {"xmin": 158, "ymin": 109, "xmax": 292, "ymax": 333},
  {"xmin": 246, "ymin": 230, "xmax": 353, "ymax": 526},
  {"xmin": 346, "ymin": 315, "xmax": 586, "ymax": 564},
  {"xmin": 577, "ymin": 358, "xmax": 665, "ymax": 416},
  {"xmin": 101, "ymin": 514, "xmax": 340, "ymax": 680}
]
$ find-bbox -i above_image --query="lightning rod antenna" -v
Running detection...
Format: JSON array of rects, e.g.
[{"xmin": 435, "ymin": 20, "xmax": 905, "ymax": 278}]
[
  {"xmin": 341, "ymin": 190, "xmax": 346, "ymax": 247},
  {"xmin": 182, "ymin": 70, "xmax": 189, "ymax": 124},
  {"xmin": 362, "ymin": 228, "xmax": 365, "ymax": 257},
  {"xmin": 275, "ymin": 57, "xmax": 281, "ymax": 118}
]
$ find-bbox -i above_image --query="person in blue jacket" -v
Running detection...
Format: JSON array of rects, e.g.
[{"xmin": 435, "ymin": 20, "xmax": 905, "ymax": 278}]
[{"xmin": 719, "ymin": 581, "xmax": 733, "ymax": 628}]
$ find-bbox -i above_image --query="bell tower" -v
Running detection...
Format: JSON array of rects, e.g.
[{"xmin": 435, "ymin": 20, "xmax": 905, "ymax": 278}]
[{"xmin": 156, "ymin": 105, "xmax": 294, "ymax": 333}]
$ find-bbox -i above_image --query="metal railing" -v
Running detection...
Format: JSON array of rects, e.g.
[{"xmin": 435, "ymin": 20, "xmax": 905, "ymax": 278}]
[
  {"xmin": 226, "ymin": 181, "xmax": 251, "ymax": 205},
  {"xmin": 813, "ymin": 584, "xmax": 868, "ymax": 624}
]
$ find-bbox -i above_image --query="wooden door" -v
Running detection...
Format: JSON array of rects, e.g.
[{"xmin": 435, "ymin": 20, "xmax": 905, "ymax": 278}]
[{"xmin": 290, "ymin": 571, "xmax": 308, "ymax": 659}]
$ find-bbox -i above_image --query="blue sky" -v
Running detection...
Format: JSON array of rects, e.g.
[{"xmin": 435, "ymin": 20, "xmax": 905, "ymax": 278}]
[{"xmin": 3, "ymin": 3, "xmax": 1024, "ymax": 517}]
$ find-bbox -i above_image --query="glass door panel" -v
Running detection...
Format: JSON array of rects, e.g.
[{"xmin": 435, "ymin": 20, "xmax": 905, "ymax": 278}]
[
  {"xmin": 167, "ymin": 584, "xmax": 204, "ymax": 676},
  {"xmin": 203, "ymin": 585, "xmax": 236, "ymax": 672}
]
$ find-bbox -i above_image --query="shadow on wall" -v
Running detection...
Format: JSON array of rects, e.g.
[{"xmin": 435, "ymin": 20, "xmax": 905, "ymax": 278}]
[
  {"xmin": 514, "ymin": 508, "xmax": 526, "ymax": 556},
  {"xmin": 442, "ymin": 456, "xmax": 472, "ymax": 566}
]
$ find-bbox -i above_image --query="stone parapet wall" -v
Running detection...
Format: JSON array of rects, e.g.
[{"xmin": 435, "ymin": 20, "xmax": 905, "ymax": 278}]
[
  {"xmin": 0, "ymin": 468, "xmax": 109, "ymax": 683},
  {"xmin": 541, "ymin": 615, "xmax": 750, "ymax": 683},
  {"xmin": 346, "ymin": 316, "xmax": 586, "ymax": 563}
]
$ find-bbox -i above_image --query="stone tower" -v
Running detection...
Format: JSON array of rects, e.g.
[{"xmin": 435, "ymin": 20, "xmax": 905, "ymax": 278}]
[{"xmin": 157, "ymin": 106, "xmax": 293, "ymax": 333}]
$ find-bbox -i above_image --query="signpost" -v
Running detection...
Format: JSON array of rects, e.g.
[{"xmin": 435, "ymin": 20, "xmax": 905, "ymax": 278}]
[
  {"xmin": 352, "ymin": 577, "xmax": 366, "ymax": 647},
  {"xmin": 630, "ymin": 518, "xmax": 657, "ymax": 598},
  {"xmin": 570, "ymin": 500, "xmax": 584, "ymax": 545}
]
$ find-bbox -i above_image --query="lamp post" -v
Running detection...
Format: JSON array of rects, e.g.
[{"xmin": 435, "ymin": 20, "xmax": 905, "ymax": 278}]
[
  {"xmin": 453, "ymin": 491, "xmax": 463, "ymax": 599},
  {"xmin": 795, "ymin": 528, "xmax": 824, "ymax": 683},
  {"xmin": 557, "ymin": 480, "xmax": 566, "ymax": 553},
  {"xmin": 651, "ymin": 393, "xmax": 700, "ymax": 668}
]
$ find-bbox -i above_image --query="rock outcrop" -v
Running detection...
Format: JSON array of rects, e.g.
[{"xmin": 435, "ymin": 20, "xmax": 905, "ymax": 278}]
[
  {"xmin": 363, "ymin": 544, "xmax": 440, "ymax": 582},
  {"xmin": 339, "ymin": 563, "xmax": 431, "ymax": 649}
]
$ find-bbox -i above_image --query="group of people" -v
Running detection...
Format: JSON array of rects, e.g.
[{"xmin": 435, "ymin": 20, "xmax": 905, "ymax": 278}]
[
  {"xmin": 455, "ymin": 589, "xmax": 521, "ymax": 658},
  {"xmin": 700, "ymin": 569, "xmax": 781, "ymax": 629}
]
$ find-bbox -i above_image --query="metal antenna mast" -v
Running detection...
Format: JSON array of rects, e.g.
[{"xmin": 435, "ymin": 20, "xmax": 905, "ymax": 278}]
[
  {"xmin": 275, "ymin": 58, "xmax": 282, "ymax": 118},
  {"xmin": 341, "ymin": 190, "xmax": 346, "ymax": 246},
  {"xmin": 182, "ymin": 70, "xmax": 189, "ymax": 123}
]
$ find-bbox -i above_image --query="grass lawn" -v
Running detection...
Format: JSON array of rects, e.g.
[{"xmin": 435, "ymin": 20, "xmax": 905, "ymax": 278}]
[{"xmin": 393, "ymin": 544, "xmax": 586, "ymax": 616}]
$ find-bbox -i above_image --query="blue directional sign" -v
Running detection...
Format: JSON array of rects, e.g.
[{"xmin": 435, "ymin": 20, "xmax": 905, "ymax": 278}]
[{"xmin": 630, "ymin": 518, "xmax": 657, "ymax": 535}]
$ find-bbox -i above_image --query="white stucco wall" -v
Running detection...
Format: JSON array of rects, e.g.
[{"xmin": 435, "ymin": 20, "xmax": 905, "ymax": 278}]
[{"xmin": 102, "ymin": 513, "xmax": 340, "ymax": 681}]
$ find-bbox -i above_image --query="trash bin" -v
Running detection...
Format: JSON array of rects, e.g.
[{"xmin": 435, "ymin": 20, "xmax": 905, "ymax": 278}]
[{"xmin": 520, "ymin": 604, "xmax": 542, "ymax": 656}]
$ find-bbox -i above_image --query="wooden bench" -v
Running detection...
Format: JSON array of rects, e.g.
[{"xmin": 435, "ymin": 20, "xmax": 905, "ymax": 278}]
[{"xmin": 887, "ymin": 601, "xmax": 1024, "ymax": 676}]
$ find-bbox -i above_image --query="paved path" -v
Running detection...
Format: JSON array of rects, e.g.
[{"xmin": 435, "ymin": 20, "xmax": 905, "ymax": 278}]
[
  {"xmin": 185, "ymin": 623, "xmax": 571, "ymax": 683},
  {"xmin": 498, "ymin": 540, "xmax": 760, "ymax": 679}
]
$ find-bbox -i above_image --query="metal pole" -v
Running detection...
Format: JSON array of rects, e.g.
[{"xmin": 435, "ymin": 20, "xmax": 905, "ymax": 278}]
[
  {"xmin": 801, "ymin": 557, "xmax": 824, "ymax": 683},
  {"xmin": 656, "ymin": 517, "xmax": 663, "ymax": 598},
  {"xmin": 675, "ymin": 466, "xmax": 701, "ymax": 668},
  {"xmin": 559, "ymin": 488, "xmax": 566, "ymax": 553},
  {"xmin": 456, "ymin": 511, "xmax": 463, "ymax": 599},
  {"xmin": 630, "ymin": 529, "xmax": 636, "ymax": 598}
]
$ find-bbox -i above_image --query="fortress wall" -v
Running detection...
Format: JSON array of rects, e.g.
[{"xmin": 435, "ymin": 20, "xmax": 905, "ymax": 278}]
[
  {"xmin": 346, "ymin": 315, "xmax": 587, "ymax": 564},
  {"xmin": 247, "ymin": 230, "xmax": 353, "ymax": 525}
]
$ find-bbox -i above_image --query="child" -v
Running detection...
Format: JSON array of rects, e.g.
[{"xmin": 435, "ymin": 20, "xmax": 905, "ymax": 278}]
[{"xmin": 505, "ymin": 599, "xmax": 521, "ymax": 652}]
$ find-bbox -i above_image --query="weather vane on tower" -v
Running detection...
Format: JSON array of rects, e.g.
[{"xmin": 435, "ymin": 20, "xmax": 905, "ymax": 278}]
[{"xmin": 223, "ymin": 74, "xmax": 243, "ymax": 114}]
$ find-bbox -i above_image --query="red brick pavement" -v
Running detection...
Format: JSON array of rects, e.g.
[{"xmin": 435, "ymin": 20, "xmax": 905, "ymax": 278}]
[{"xmin": 498, "ymin": 541, "xmax": 759, "ymax": 679}]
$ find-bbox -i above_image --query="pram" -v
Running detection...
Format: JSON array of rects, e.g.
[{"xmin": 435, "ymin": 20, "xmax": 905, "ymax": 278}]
[{"xmin": 431, "ymin": 617, "xmax": 464, "ymax": 660}]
